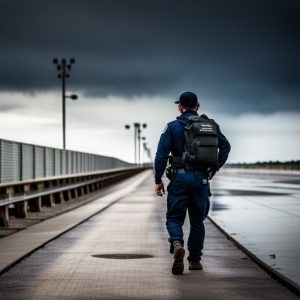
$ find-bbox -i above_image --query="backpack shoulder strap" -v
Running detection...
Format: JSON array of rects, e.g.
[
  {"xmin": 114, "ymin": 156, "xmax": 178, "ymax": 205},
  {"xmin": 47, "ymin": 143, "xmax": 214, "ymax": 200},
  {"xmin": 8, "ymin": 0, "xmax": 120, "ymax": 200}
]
[{"xmin": 184, "ymin": 117, "xmax": 194, "ymax": 152}]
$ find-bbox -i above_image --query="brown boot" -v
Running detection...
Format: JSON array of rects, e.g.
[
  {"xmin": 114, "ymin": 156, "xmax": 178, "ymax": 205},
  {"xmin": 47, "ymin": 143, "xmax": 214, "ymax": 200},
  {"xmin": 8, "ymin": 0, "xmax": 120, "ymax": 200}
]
[
  {"xmin": 189, "ymin": 261, "xmax": 203, "ymax": 270},
  {"xmin": 172, "ymin": 241, "xmax": 185, "ymax": 275}
]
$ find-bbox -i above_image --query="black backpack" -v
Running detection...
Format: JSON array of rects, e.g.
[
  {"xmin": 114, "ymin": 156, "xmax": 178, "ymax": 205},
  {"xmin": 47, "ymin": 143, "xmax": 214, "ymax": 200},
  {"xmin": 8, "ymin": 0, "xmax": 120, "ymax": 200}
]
[{"xmin": 183, "ymin": 115, "xmax": 219, "ymax": 169}]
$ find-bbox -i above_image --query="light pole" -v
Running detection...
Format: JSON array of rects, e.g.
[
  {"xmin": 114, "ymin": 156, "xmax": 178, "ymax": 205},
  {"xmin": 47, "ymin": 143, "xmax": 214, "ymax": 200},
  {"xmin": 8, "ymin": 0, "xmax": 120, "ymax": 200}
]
[
  {"xmin": 142, "ymin": 141, "xmax": 148, "ymax": 166},
  {"xmin": 134, "ymin": 123, "xmax": 139, "ymax": 164},
  {"xmin": 52, "ymin": 58, "xmax": 78, "ymax": 150},
  {"xmin": 143, "ymin": 143, "xmax": 152, "ymax": 164},
  {"xmin": 139, "ymin": 124, "xmax": 147, "ymax": 165},
  {"xmin": 142, "ymin": 142, "xmax": 152, "ymax": 166},
  {"xmin": 125, "ymin": 124, "xmax": 135, "ymax": 163},
  {"xmin": 140, "ymin": 136, "xmax": 146, "ymax": 165},
  {"xmin": 125, "ymin": 122, "xmax": 147, "ymax": 165}
]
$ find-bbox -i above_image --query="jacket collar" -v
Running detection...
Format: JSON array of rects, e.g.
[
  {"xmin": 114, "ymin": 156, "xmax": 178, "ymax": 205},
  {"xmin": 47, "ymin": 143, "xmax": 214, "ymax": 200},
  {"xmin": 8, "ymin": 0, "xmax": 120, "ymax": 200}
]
[
  {"xmin": 176, "ymin": 110, "xmax": 199, "ymax": 124},
  {"xmin": 177, "ymin": 110, "xmax": 198, "ymax": 119}
]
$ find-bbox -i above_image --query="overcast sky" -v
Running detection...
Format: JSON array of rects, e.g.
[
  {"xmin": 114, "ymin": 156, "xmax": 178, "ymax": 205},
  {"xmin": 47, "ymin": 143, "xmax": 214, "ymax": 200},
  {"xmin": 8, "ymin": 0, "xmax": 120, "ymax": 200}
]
[{"xmin": 0, "ymin": 0, "xmax": 299, "ymax": 163}]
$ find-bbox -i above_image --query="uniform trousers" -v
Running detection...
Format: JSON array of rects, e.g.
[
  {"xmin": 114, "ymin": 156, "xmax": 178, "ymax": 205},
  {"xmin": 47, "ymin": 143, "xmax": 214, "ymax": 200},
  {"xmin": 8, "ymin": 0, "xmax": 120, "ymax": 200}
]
[{"xmin": 166, "ymin": 169, "xmax": 210, "ymax": 262}]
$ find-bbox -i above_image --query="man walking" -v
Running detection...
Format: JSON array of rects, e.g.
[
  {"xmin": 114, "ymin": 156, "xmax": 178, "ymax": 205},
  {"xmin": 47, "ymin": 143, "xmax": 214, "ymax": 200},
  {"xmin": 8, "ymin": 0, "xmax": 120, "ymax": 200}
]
[{"xmin": 154, "ymin": 91, "xmax": 231, "ymax": 275}]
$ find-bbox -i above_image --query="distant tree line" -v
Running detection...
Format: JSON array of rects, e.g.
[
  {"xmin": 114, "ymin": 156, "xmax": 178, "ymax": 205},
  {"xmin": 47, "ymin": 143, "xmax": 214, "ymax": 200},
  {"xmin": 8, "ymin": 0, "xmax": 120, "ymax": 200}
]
[{"xmin": 226, "ymin": 160, "xmax": 300, "ymax": 170}]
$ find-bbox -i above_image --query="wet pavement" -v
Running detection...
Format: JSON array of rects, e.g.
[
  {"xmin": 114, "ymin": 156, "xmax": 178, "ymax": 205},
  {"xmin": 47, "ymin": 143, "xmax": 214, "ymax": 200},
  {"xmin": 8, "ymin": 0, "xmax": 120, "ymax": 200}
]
[
  {"xmin": 0, "ymin": 170, "xmax": 298, "ymax": 299},
  {"xmin": 210, "ymin": 170, "xmax": 300, "ymax": 290}
]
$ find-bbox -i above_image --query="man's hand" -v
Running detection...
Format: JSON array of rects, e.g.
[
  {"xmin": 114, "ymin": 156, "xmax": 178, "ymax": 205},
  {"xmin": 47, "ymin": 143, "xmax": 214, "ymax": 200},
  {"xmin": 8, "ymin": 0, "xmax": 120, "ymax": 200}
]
[
  {"xmin": 208, "ymin": 169, "xmax": 217, "ymax": 180},
  {"xmin": 155, "ymin": 183, "xmax": 165, "ymax": 196}
]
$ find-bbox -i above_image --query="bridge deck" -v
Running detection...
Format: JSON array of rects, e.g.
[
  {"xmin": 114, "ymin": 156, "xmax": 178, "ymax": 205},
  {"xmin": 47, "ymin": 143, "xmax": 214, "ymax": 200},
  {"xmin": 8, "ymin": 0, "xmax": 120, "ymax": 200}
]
[{"xmin": 0, "ymin": 171, "xmax": 297, "ymax": 299}]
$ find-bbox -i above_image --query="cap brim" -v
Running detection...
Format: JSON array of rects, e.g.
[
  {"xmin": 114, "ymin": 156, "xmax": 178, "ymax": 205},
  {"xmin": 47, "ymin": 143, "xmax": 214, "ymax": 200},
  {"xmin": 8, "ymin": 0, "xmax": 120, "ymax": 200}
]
[{"xmin": 174, "ymin": 100, "xmax": 179, "ymax": 104}]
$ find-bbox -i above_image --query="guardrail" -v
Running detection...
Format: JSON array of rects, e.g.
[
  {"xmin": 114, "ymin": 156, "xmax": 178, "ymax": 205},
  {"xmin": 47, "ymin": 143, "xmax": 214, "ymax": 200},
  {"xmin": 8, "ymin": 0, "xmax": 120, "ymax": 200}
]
[
  {"xmin": 0, "ymin": 138, "xmax": 133, "ymax": 184},
  {"xmin": 0, "ymin": 167, "xmax": 142, "ymax": 228},
  {"xmin": 0, "ymin": 138, "xmax": 143, "ymax": 230}
]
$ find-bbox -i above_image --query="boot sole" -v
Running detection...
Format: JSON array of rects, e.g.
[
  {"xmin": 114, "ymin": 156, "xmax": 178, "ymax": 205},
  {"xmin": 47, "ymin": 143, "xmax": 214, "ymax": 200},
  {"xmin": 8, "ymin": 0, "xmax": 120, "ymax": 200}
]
[
  {"xmin": 189, "ymin": 261, "xmax": 203, "ymax": 270},
  {"xmin": 172, "ymin": 247, "xmax": 185, "ymax": 275}
]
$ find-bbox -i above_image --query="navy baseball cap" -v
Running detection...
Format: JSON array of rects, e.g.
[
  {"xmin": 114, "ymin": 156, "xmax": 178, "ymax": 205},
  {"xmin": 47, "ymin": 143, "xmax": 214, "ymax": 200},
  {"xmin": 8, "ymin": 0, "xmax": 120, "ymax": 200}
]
[{"xmin": 174, "ymin": 91, "xmax": 198, "ymax": 107}]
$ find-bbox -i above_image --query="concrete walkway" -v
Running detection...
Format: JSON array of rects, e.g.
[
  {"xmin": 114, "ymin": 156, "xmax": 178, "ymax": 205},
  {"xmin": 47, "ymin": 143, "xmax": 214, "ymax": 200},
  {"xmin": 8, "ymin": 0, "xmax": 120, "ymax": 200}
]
[{"xmin": 0, "ymin": 171, "xmax": 297, "ymax": 299}]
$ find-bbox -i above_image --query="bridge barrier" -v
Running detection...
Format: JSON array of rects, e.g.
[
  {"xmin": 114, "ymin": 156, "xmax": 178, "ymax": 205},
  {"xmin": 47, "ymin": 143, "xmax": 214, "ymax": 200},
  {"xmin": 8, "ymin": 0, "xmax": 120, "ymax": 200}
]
[
  {"xmin": 0, "ymin": 138, "xmax": 132, "ymax": 184},
  {"xmin": 0, "ymin": 167, "xmax": 142, "ymax": 228},
  {"xmin": 0, "ymin": 138, "xmax": 141, "ymax": 229}
]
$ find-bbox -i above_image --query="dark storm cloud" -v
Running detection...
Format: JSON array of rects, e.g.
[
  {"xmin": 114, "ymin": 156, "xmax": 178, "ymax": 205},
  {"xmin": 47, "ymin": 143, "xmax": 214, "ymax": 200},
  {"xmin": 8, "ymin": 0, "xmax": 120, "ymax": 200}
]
[{"xmin": 0, "ymin": 0, "xmax": 299, "ymax": 113}]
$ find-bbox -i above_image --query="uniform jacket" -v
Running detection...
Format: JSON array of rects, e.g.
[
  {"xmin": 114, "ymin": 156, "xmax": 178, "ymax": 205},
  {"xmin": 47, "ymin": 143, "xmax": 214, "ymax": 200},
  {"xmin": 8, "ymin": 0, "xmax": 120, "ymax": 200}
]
[{"xmin": 154, "ymin": 110, "xmax": 231, "ymax": 184}]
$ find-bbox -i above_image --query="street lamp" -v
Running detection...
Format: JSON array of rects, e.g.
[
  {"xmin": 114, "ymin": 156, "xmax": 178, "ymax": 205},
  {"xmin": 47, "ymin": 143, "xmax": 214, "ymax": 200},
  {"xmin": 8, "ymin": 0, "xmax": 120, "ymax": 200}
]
[
  {"xmin": 66, "ymin": 94, "xmax": 78, "ymax": 100},
  {"xmin": 125, "ymin": 124, "xmax": 135, "ymax": 163},
  {"xmin": 52, "ymin": 57, "xmax": 78, "ymax": 150},
  {"xmin": 143, "ymin": 143, "xmax": 152, "ymax": 164},
  {"xmin": 142, "ymin": 142, "xmax": 152, "ymax": 166},
  {"xmin": 142, "ymin": 140, "xmax": 148, "ymax": 166},
  {"xmin": 124, "ymin": 123, "xmax": 147, "ymax": 165},
  {"xmin": 136, "ymin": 124, "xmax": 147, "ymax": 165}
]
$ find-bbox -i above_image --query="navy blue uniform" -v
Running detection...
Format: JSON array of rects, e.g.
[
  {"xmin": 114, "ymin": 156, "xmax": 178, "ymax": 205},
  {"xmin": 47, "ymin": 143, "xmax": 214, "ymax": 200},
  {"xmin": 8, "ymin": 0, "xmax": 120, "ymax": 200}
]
[{"xmin": 154, "ymin": 110, "xmax": 231, "ymax": 262}]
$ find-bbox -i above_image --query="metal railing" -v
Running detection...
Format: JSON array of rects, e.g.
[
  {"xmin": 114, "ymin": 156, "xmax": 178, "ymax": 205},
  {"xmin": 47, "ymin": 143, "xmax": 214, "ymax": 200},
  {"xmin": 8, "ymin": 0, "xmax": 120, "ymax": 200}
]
[
  {"xmin": 0, "ymin": 167, "xmax": 142, "ymax": 228},
  {"xmin": 0, "ymin": 170, "xmax": 130, "ymax": 207},
  {"xmin": 0, "ymin": 138, "xmax": 133, "ymax": 184}
]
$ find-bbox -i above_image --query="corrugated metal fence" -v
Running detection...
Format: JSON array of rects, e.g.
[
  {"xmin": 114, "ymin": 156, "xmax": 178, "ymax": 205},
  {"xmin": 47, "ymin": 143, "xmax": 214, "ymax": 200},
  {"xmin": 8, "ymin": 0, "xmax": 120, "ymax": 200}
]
[{"xmin": 0, "ymin": 139, "xmax": 132, "ymax": 184}]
